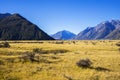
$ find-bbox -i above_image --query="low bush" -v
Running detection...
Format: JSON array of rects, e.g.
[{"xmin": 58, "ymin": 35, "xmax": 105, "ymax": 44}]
[
  {"xmin": 0, "ymin": 42, "xmax": 10, "ymax": 48},
  {"xmin": 19, "ymin": 52, "xmax": 36, "ymax": 62},
  {"xmin": 76, "ymin": 58, "xmax": 92, "ymax": 68},
  {"xmin": 91, "ymin": 42, "xmax": 97, "ymax": 45},
  {"xmin": 0, "ymin": 59, "xmax": 4, "ymax": 65},
  {"xmin": 63, "ymin": 74, "xmax": 73, "ymax": 80},
  {"xmin": 118, "ymin": 48, "xmax": 120, "ymax": 52},
  {"xmin": 116, "ymin": 42, "xmax": 120, "ymax": 46},
  {"xmin": 33, "ymin": 48, "xmax": 69, "ymax": 54},
  {"xmin": 5, "ymin": 58, "xmax": 15, "ymax": 63},
  {"xmin": 55, "ymin": 41, "xmax": 64, "ymax": 44},
  {"xmin": 19, "ymin": 52, "xmax": 53, "ymax": 63},
  {"xmin": 33, "ymin": 48, "xmax": 42, "ymax": 53}
]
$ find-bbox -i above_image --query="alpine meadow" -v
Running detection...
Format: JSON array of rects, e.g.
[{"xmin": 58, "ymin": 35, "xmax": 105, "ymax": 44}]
[{"xmin": 0, "ymin": 40, "xmax": 120, "ymax": 80}]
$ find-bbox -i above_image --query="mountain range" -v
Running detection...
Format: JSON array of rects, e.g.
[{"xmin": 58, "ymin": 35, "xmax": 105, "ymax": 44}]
[
  {"xmin": 51, "ymin": 30, "xmax": 76, "ymax": 40},
  {"xmin": 73, "ymin": 20, "xmax": 120, "ymax": 40},
  {"xmin": 0, "ymin": 13, "xmax": 120, "ymax": 40},
  {"xmin": 0, "ymin": 13, "xmax": 54, "ymax": 40}
]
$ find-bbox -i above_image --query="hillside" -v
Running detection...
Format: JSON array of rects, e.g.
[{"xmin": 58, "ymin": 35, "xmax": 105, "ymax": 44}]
[
  {"xmin": 74, "ymin": 20, "xmax": 120, "ymax": 40},
  {"xmin": 0, "ymin": 13, "xmax": 54, "ymax": 40},
  {"xmin": 0, "ymin": 13, "xmax": 11, "ymax": 19}
]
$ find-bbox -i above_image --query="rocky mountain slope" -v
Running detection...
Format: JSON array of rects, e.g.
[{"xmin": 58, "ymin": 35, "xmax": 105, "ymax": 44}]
[
  {"xmin": 74, "ymin": 20, "xmax": 120, "ymax": 40},
  {"xmin": 0, "ymin": 13, "xmax": 54, "ymax": 40}
]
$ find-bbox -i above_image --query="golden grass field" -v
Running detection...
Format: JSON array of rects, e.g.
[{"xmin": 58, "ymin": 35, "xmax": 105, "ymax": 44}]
[{"xmin": 0, "ymin": 40, "xmax": 120, "ymax": 80}]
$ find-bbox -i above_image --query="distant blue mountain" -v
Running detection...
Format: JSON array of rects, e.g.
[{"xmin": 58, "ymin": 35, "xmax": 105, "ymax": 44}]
[{"xmin": 51, "ymin": 30, "xmax": 76, "ymax": 40}]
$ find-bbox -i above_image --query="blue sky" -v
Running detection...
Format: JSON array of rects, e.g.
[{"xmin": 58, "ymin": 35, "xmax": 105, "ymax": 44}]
[{"xmin": 0, "ymin": 0, "xmax": 120, "ymax": 34}]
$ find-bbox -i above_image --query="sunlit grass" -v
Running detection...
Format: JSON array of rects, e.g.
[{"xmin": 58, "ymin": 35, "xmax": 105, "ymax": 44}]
[{"xmin": 0, "ymin": 40, "xmax": 120, "ymax": 80}]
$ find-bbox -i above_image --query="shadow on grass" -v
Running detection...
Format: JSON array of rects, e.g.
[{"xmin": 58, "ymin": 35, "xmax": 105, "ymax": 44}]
[
  {"xmin": 79, "ymin": 66, "xmax": 110, "ymax": 72},
  {"xmin": 89, "ymin": 66, "xmax": 110, "ymax": 72}
]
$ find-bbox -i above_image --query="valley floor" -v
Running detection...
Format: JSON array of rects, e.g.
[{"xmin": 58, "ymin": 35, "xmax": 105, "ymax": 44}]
[{"xmin": 0, "ymin": 40, "xmax": 120, "ymax": 80}]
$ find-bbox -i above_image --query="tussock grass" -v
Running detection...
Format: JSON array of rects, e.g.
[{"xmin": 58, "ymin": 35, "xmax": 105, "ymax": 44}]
[{"xmin": 0, "ymin": 40, "xmax": 120, "ymax": 80}]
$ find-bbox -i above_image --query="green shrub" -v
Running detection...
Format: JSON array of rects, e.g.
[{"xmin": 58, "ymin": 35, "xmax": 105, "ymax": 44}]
[
  {"xmin": 76, "ymin": 58, "xmax": 92, "ymax": 68},
  {"xmin": 33, "ymin": 48, "xmax": 42, "ymax": 53},
  {"xmin": 0, "ymin": 60, "xmax": 4, "ymax": 65},
  {"xmin": 3, "ymin": 42, "xmax": 10, "ymax": 48},
  {"xmin": 0, "ymin": 41, "xmax": 10, "ymax": 48},
  {"xmin": 91, "ymin": 42, "xmax": 97, "ymax": 45},
  {"xmin": 33, "ymin": 48, "xmax": 69, "ymax": 54},
  {"xmin": 5, "ymin": 58, "xmax": 15, "ymax": 63},
  {"xmin": 19, "ymin": 52, "xmax": 36, "ymax": 62},
  {"xmin": 116, "ymin": 42, "xmax": 120, "ymax": 46}
]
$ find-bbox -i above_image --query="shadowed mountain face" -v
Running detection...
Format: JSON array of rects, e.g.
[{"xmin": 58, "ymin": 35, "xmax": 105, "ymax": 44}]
[
  {"xmin": 0, "ymin": 13, "xmax": 54, "ymax": 40},
  {"xmin": 74, "ymin": 20, "xmax": 120, "ymax": 40},
  {"xmin": 51, "ymin": 30, "xmax": 76, "ymax": 40},
  {"xmin": 105, "ymin": 29, "xmax": 120, "ymax": 39}
]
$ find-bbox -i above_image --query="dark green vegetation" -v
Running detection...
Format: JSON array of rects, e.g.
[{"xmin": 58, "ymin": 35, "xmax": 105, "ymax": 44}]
[
  {"xmin": 76, "ymin": 58, "xmax": 92, "ymax": 68},
  {"xmin": 0, "ymin": 13, "xmax": 54, "ymax": 40},
  {"xmin": 0, "ymin": 42, "xmax": 10, "ymax": 48},
  {"xmin": 32, "ymin": 48, "xmax": 69, "ymax": 54},
  {"xmin": 116, "ymin": 42, "xmax": 120, "ymax": 46},
  {"xmin": 76, "ymin": 58, "xmax": 110, "ymax": 72}
]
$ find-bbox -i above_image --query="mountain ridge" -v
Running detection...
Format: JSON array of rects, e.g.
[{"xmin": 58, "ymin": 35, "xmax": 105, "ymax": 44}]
[
  {"xmin": 0, "ymin": 13, "xmax": 54, "ymax": 40},
  {"xmin": 0, "ymin": 13, "xmax": 120, "ymax": 40},
  {"xmin": 51, "ymin": 30, "xmax": 76, "ymax": 40},
  {"xmin": 74, "ymin": 20, "xmax": 120, "ymax": 40},
  {"xmin": 0, "ymin": 13, "xmax": 11, "ymax": 19}
]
